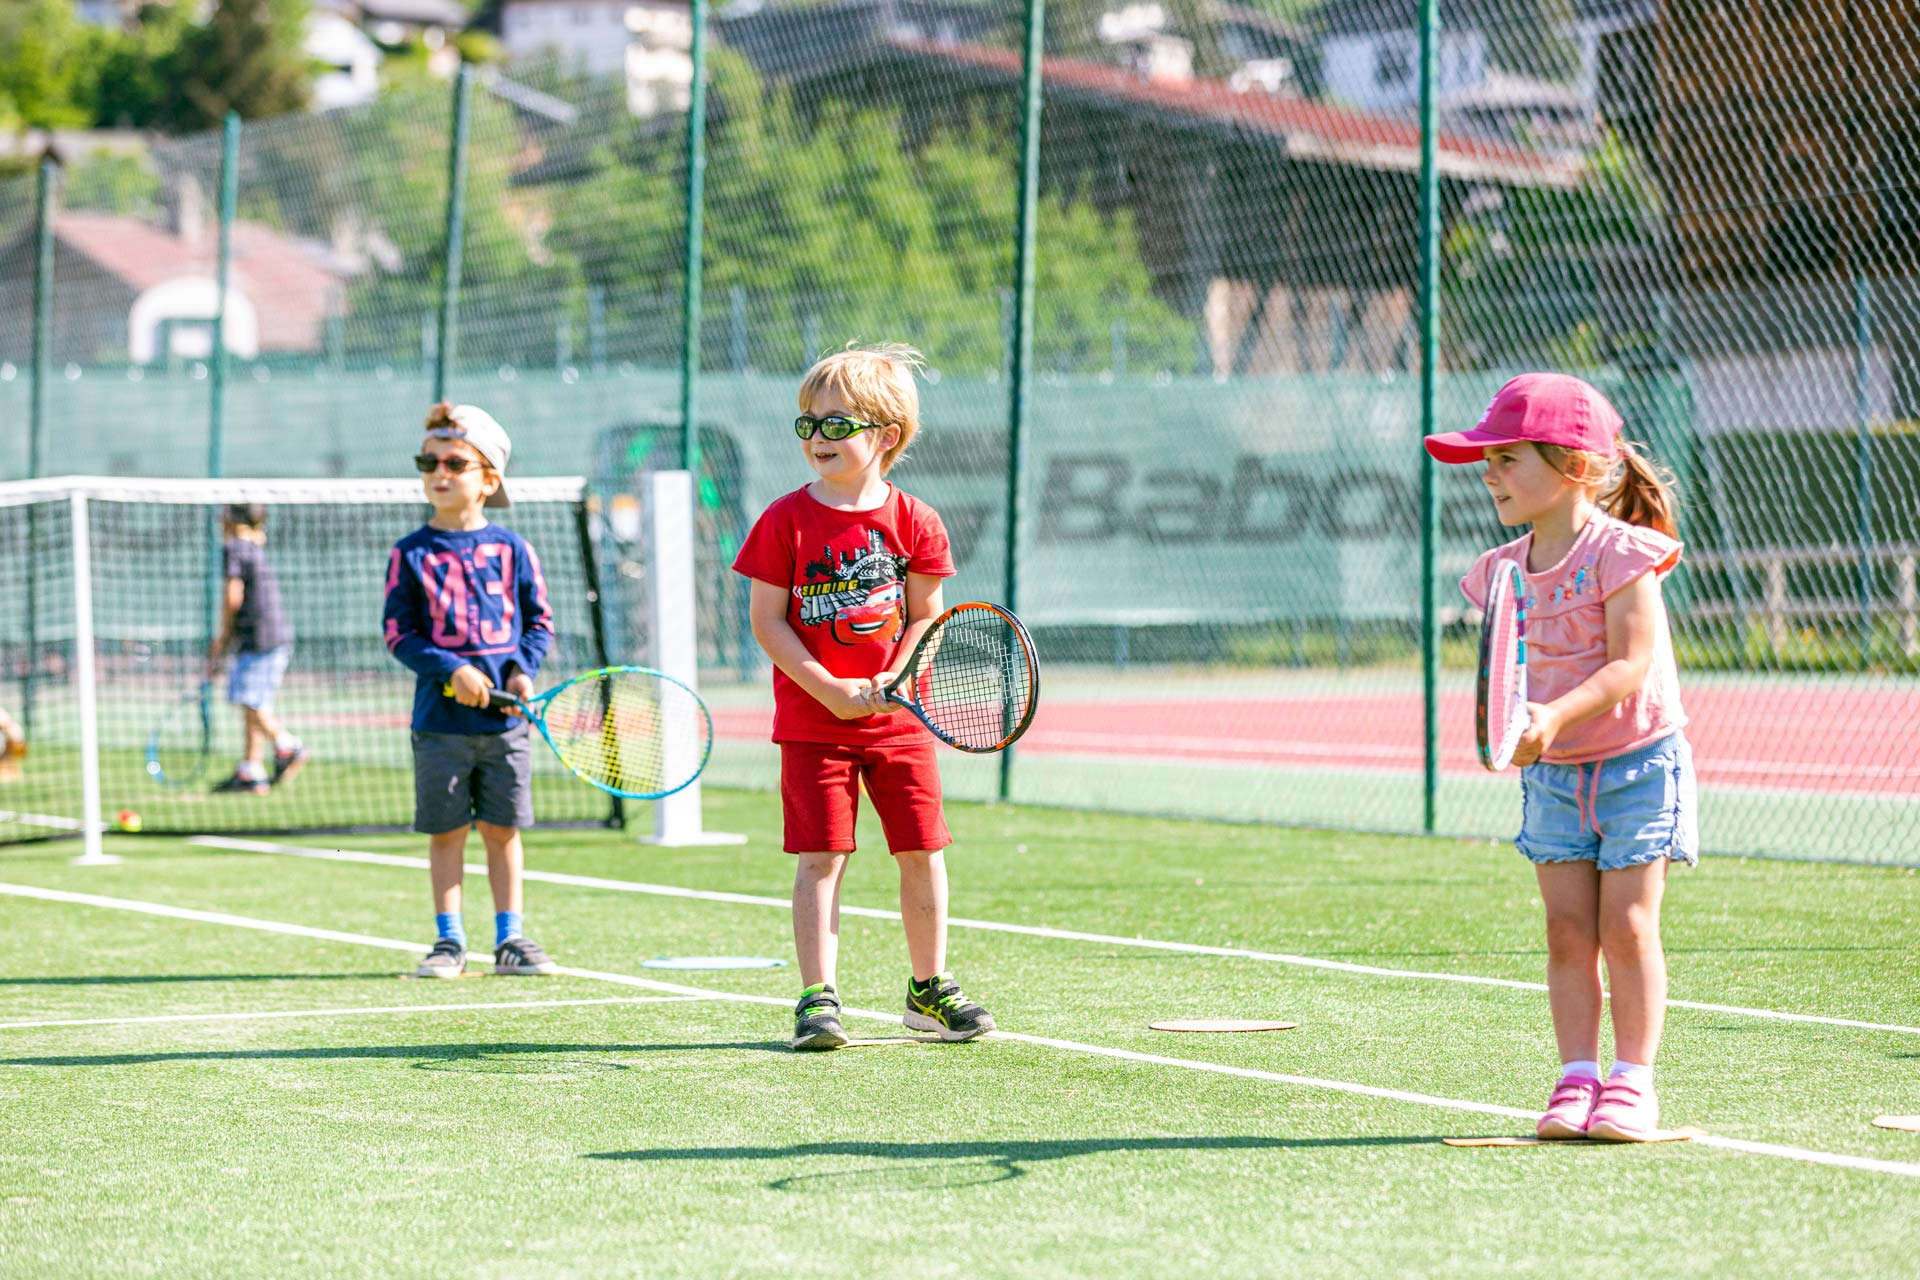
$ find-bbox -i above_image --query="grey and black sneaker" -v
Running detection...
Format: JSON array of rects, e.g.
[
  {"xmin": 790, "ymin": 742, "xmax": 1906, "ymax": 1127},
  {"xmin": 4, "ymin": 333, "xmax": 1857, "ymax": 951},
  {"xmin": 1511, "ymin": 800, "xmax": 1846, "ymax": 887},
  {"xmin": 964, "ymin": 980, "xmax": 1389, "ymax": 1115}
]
[
  {"xmin": 790, "ymin": 984, "xmax": 849, "ymax": 1051},
  {"xmin": 904, "ymin": 973, "xmax": 995, "ymax": 1041},
  {"xmin": 211, "ymin": 770, "xmax": 269, "ymax": 797},
  {"xmin": 494, "ymin": 936, "xmax": 560, "ymax": 975},
  {"xmin": 270, "ymin": 744, "xmax": 309, "ymax": 786},
  {"xmin": 416, "ymin": 937, "xmax": 467, "ymax": 978}
]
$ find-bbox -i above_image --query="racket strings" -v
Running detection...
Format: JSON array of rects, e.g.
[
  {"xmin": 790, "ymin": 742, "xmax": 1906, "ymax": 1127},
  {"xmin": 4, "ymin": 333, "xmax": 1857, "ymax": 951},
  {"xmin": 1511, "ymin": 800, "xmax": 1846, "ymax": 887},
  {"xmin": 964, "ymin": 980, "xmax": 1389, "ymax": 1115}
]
[
  {"xmin": 1479, "ymin": 567, "xmax": 1529, "ymax": 769},
  {"xmin": 912, "ymin": 612, "xmax": 1035, "ymax": 751},
  {"xmin": 543, "ymin": 673, "xmax": 709, "ymax": 797}
]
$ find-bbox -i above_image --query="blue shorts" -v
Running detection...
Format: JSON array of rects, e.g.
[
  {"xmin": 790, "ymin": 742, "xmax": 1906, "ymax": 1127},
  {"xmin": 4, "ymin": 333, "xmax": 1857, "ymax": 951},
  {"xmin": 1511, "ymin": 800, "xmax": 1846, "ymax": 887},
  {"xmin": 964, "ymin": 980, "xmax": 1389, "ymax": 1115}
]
[
  {"xmin": 227, "ymin": 646, "xmax": 292, "ymax": 712},
  {"xmin": 1517, "ymin": 733, "xmax": 1698, "ymax": 871}
]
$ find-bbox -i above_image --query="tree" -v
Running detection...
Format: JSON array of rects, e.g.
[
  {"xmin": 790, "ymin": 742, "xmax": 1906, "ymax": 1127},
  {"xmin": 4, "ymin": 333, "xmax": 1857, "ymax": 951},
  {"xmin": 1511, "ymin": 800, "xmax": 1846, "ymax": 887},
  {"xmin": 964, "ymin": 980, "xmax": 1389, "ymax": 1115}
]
[
  {"xmin": 163, "ymin": 0, "xmax": 312, "ymax": 130},
  {"xmin": 0, "ymin": 0, "xmax": 115, "ymax": 132},
  {"xmin": 547, "ymin": 48, "xmax": 1195, "ymax": 375}
]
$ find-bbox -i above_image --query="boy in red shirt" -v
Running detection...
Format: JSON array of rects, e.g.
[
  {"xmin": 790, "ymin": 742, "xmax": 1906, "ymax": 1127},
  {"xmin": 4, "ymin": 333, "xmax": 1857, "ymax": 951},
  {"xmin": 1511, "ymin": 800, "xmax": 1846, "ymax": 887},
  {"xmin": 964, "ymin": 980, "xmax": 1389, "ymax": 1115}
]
[{"xmin": 732, "ymin": 343, "xmax": 995, "ymax": 1050}]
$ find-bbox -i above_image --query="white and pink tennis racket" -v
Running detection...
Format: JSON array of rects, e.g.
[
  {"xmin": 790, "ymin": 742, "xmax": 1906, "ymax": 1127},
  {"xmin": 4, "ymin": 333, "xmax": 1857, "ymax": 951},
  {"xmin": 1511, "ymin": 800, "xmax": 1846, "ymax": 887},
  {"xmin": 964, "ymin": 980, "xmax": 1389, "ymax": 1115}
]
[{"xmin": 1476, "ymin": 559, "xmax": 1530, "ymax": 771}]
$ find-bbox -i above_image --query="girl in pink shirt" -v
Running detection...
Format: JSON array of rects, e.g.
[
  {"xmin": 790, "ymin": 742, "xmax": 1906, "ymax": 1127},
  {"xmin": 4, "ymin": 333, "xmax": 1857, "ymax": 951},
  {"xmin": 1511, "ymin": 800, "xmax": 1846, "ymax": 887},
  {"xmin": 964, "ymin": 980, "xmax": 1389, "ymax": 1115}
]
[{"xmin": 1427, "ymin": 373, "xmax": 1693, "ymax": 1143}]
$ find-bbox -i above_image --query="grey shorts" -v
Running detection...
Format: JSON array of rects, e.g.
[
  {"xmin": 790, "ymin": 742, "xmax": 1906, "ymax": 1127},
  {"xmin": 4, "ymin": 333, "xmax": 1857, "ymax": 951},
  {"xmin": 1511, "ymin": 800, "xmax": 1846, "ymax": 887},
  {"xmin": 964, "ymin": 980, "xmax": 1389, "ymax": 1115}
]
[{"xmin": 411, "ymin": 724, "xmax": 535, "ymax": 834}]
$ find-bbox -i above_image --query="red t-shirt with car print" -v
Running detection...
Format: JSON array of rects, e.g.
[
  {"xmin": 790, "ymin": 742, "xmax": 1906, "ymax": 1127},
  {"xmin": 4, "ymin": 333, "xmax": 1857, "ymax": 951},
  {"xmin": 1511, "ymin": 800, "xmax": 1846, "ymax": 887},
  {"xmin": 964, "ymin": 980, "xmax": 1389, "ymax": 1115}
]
[{"xmin": 732, "ymin": 484, "xmax": 956, "ymax": 746}]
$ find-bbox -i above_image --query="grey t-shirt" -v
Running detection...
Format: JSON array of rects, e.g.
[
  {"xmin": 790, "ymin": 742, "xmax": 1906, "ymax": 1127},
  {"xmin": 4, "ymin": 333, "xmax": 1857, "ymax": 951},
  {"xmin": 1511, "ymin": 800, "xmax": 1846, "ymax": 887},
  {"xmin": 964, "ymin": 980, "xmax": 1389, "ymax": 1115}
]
[{"xmin": 224, "ymin": 537, "xmax": 293, "ymax": 652}]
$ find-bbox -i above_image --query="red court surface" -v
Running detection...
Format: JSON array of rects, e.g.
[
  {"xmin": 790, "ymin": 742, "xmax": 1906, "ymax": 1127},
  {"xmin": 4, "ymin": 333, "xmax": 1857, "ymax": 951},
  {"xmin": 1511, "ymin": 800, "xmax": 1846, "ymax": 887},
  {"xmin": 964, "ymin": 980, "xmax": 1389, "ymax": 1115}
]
[{"xmin": 713, "ymin": 684, "xmax": 1920, "ymax": 797}]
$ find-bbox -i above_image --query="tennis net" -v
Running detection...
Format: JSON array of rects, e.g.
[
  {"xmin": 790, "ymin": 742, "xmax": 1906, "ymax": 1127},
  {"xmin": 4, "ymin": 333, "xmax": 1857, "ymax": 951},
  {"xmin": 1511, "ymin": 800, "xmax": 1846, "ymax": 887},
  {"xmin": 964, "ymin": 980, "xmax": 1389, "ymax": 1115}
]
[{"xmin": 0, "ymin": 477, "xmax": 620, "ymax": 844}]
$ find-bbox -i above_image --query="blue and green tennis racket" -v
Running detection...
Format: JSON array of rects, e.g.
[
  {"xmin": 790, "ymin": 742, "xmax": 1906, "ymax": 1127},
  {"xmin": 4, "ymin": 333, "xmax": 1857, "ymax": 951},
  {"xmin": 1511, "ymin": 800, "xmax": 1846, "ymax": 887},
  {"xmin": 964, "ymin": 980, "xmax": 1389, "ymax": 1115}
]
[
  {"xmin": 145, "ymin": 680, "xmax": 214, "ymax": 788},
  {"xmin": 449, "ymin": 666, "xmax": 713, "ymax": 801}
]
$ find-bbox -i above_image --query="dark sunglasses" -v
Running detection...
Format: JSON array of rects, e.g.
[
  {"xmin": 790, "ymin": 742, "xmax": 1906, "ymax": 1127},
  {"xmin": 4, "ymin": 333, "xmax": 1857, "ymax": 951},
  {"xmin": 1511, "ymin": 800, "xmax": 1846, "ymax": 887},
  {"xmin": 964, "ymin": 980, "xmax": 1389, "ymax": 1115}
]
[
  {"xmin": 793, "ymin": 414, "xmax": 883, "ymax": 442},
  {"xmin": 414, "ymin": 453, "xmax": 481, "ymax": 475}
]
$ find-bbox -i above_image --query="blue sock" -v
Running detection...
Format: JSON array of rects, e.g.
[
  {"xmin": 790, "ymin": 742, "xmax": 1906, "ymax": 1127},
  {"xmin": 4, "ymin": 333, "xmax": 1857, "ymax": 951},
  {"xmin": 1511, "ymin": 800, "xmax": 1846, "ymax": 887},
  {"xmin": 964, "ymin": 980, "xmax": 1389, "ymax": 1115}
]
[
  {"xmin": 496, "ymin": 911, "xmax": 523, "ymax": 946},
  {"xmin": 435, "ymin": 912, "xmax": 465, "ymax": 946}
]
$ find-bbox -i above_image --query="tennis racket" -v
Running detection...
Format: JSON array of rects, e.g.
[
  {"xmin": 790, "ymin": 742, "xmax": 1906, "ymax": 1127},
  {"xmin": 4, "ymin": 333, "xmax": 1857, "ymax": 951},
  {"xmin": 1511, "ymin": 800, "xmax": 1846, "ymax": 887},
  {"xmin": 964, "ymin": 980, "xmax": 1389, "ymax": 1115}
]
[
  {"xmin": 146, "ymin": 680, "xmax": 214, "ymax": 788},
  {"xmin": 450, "ymin": 666, "xmax": 713, "ymax": 801},
  {"xmin": 1475, "ymin": 559, "xmax": 1531, "ymax": 771},
  {"xmin": 879, "ymin": 602, "xmax": 1039, "ymax": 753}
]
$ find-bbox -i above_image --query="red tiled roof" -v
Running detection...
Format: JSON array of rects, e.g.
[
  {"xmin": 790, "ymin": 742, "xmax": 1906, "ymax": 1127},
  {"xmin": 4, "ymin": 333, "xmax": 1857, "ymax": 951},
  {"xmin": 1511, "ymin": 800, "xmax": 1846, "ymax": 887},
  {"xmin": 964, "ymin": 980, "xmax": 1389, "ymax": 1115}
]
[
  {"xmin": 889, "ymin": 37, "xmax": 1583, "ymax": 187},
  {"xmin": 54, "ymin": 212, "xmax": 349, "ymax": 353}
]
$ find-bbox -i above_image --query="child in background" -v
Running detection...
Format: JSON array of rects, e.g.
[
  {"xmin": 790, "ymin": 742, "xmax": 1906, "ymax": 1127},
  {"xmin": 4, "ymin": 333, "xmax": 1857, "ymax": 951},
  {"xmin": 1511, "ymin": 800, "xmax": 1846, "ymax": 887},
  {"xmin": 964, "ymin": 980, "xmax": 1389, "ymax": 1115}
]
[
  {"xmin": 208, "ymin": 504, "xmax": 305, "ymax": 795},
  {"xmin": 1426, "ymin": 373, "xmax": 1694, "ymax": 1141},
  {"xmin": 383, "ymin": 403, "xmax": 560, "ymax": 979},
  {"xmin": 732, "ymin": 344, "xmax": 994, "ymax": 1050}
]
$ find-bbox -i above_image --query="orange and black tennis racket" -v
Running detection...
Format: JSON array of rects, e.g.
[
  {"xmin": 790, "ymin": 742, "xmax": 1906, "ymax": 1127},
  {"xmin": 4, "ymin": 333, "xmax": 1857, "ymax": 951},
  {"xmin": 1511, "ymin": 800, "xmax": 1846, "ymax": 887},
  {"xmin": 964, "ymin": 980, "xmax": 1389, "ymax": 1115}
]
[{"xmin": 880, "ymin": 602, "xmax": 1039, "ymax": 753}]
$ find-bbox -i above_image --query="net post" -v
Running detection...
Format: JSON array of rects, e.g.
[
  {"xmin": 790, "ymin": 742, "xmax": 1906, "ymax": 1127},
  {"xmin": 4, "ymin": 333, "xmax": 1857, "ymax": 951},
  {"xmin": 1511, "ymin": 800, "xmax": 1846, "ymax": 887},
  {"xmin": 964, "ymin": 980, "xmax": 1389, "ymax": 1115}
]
[
  {"xmin": 574, "ymin": 497, "xmax": 622, "ymax": 828},
  {"xmin": 639, "ymin": 470, "xmax": 743, "ymax": 847},
  {"xmin": 69, "ymin": 492, "xmax": 116, "ymax": 866}
]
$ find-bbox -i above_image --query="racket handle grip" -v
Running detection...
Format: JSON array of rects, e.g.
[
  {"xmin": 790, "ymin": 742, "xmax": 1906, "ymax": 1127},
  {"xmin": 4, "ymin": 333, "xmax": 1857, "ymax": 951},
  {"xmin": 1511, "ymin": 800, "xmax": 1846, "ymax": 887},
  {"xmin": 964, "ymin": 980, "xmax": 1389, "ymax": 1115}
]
[{"xmin": 439, "ymin": 681, "xmax": 521, "ymax": 714}]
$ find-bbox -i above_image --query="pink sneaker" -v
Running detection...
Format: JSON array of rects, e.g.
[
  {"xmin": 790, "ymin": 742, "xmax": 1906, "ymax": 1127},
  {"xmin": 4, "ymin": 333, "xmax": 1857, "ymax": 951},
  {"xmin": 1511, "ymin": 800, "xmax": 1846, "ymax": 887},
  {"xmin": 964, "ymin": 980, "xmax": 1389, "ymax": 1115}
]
[
  {"xmin": 1536, "ymin": 1074, "xmax": 1602, "ymax": 1140},
  {"xmin": 1585, "ymin": 1077, "xmax": 1661, "ymax": 1141}
]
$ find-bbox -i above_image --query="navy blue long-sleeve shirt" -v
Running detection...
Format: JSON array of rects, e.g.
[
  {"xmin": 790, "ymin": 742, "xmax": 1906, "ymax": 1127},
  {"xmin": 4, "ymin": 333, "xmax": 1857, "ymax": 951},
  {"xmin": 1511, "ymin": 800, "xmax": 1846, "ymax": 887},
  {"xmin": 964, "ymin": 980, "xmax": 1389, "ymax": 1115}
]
[{"xmin": 383, "ymin": 523, "xmax": 554, "ymax": 734}]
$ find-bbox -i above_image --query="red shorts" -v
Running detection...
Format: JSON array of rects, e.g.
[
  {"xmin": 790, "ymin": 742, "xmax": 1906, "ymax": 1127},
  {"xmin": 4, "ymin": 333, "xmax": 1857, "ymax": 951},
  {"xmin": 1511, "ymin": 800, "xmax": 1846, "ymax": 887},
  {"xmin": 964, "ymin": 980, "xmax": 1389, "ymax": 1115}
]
[{"xmin": 779, "ymin": 738, "xmax": 951, "ymax": 855}]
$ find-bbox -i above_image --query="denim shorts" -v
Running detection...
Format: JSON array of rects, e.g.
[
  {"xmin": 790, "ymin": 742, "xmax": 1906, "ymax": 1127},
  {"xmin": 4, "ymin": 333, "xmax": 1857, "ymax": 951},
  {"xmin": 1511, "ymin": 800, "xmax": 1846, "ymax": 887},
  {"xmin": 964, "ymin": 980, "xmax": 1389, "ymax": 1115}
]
[
  {"xmin": 1517, "ymin": 733, "xmax": 1698, "ymax": 871},
  {"xmin": 411, "ymin": 724, "xmax": 535, "ymax": 834},
  {"xmin": 226, "ymin": 645, "xmax": 292, "ymax": 711}
]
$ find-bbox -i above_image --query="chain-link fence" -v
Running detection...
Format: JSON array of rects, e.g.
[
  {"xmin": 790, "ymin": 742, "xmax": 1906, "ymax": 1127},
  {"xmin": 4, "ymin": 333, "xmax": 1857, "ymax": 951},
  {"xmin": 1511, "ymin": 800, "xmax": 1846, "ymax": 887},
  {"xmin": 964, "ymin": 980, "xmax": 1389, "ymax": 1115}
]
[{"xmin": 3, "ymin": 0, "xmax": 1916, "ymax": 862}]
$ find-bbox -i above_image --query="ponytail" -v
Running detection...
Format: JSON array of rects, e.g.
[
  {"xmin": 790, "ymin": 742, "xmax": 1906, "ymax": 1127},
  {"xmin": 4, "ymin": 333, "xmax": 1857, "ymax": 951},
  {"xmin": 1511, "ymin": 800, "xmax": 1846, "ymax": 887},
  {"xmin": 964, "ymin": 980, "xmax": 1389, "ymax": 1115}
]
[
  {"xmin": 1536, "ymin": 437, "xmax": 1679, "ymax": 538},
  {"xmin": 1604, "ymin": 438, "xmax": 1679, "ymax": 538}
]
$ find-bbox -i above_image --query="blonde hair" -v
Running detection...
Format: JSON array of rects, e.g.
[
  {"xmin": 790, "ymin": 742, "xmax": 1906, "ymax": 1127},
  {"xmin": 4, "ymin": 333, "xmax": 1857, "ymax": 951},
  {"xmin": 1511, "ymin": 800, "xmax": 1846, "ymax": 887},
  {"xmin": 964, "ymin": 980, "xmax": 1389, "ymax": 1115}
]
[
  {"xmin": 797, "ymin": 343, "xmax": 926, "ymax": 473},
  {"xmin": 1535, "ymin": 437, "xmax": 1679, "ymax": 538}
]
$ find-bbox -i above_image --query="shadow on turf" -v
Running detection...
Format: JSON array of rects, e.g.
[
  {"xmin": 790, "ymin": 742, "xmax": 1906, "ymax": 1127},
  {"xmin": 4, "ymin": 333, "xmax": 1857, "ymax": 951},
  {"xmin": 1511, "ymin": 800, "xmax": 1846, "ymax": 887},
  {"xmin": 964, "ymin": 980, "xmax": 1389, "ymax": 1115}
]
[
  {"xmin": 585, "ymin": 1136, "xmax": 1433, "ymax": 1188},
  {"xmin": 0, "ymin": 1041, "xmax": 792, "ymax": 1069},
  {"xmin": 0, "ymin": 973, "xmax": 399, "ymax": 986}
]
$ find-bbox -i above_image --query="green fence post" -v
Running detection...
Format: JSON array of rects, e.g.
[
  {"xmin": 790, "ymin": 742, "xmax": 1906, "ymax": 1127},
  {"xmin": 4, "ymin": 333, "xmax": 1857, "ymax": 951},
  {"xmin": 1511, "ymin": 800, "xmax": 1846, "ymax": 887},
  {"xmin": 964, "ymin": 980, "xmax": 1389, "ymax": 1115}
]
[
  {"xmin": 998, "ymin": 0, "xmax": 1045, "ymax": 804},
  {"xmin": 29, "ymin": 157, "xmax": 54, "ymax": 481},
  {"xmin": 207, "ymin": 113, "xmax": 240, "ymax": 658},
  {"xmin": 209, "ymin": 113, "xmax": 239, "ymax": 481},
  {"xmin": 435, "ymin": 64, "xmax": 473, "ymax": 405},
  {"xmin": 1855, "ymin": 274, "xmax": 1875, "ymax": 665},
  {"xmin": 679, "ymin": 0, "xmax": 709, "ymax": 474},
  {"xmin": 1418, "ymin": 0, "xmax": 1441, "ymax": 834},
  {"xmin": 24, "ymin": 155, "xmax": 57, "ymax": 734}
]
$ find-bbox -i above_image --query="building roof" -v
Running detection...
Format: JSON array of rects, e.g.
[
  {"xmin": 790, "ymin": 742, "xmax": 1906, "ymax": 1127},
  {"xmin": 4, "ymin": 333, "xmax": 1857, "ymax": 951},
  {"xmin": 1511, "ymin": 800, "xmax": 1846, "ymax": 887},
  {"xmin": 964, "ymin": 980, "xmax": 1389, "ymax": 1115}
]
[
  {"xmin": 54, "ymin": 213, "xmax": 349, "ymax": 353},
  {"xmin": 322, "ymin": 0, "xmax": 472, "ymax": 23},
  {"xmin": 889, "ymin": 36, "xmax": 1581, "ymax": 188}
]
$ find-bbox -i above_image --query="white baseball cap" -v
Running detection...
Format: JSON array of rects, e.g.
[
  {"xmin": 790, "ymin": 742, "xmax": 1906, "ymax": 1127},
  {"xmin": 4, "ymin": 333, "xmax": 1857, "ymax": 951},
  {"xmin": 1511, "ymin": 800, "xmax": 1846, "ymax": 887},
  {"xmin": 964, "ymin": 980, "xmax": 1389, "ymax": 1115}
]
[{"xmin": 425, "ymin": 404, "xmax": 513, "ymax": 509}]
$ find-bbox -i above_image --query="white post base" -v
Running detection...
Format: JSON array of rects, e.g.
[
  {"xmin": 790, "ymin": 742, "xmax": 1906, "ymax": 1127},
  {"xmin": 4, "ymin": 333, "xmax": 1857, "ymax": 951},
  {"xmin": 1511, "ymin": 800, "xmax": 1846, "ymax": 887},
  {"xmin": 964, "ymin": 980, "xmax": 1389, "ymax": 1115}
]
[{"xmin": 636, "ymin": 470, "xmax": 746, "ymax": 849}]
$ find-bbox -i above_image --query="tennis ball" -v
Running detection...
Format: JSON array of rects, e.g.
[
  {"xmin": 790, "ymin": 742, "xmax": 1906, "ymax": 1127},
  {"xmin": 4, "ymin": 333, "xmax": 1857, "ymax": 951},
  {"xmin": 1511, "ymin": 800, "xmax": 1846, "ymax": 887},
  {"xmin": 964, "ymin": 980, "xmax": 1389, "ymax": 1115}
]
[{"xmin": 115, "ymin": 809, "xmax": 142, "ymax": 833}]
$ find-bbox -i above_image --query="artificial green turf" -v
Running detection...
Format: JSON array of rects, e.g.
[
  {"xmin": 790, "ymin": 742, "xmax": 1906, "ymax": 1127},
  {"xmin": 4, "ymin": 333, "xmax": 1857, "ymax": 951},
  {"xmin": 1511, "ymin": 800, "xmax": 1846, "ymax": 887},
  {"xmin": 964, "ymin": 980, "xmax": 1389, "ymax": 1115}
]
[{"xmin": 3, "ymin": 790, "xmax": 1920, "ymax": 1278}]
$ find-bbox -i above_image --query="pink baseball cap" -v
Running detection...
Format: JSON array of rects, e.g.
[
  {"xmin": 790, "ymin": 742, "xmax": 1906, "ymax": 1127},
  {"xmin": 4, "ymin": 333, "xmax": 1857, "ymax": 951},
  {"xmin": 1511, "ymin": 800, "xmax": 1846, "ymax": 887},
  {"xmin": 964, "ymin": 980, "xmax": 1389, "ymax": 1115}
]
[{"xmin": 1424, "ymin": 373, "xmax": 1622, "ymax": 464}]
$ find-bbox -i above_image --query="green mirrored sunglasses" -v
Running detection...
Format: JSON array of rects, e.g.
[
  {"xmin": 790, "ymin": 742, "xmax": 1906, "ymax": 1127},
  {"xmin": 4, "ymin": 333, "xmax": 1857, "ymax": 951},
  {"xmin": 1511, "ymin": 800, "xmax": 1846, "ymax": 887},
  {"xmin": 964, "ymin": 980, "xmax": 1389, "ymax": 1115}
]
[{"xmin": 793, "ymin": 414, "xmax": 883, "ymax": 442}]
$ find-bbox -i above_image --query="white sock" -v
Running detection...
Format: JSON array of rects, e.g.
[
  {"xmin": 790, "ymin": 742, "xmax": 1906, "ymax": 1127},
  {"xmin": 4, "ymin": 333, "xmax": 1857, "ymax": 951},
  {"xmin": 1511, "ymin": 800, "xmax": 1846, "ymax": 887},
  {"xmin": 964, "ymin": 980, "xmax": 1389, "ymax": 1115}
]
[
  {"xmin": 236, "ymin": 760, "xmax": 266, "ymax": 781},
  {"xmin": 1610, "ymin": 1060, "xmax": 1653, "ymax": 1087},
  {"xmin": 274, "ymin": 733, "xmax": 300, "ymax": 753},
  {"xmin": 1561, "ymin": 1059, "xmax": 1602, "ymax": 1081}
]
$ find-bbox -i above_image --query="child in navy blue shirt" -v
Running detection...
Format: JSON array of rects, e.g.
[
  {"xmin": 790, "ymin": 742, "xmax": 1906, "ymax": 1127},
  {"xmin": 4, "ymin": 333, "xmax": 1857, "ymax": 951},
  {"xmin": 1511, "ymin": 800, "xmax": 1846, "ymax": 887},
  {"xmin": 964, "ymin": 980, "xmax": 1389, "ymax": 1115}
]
[{"xmin": 383, "ymin": 402, "xmax": 559, "ymax": 978}]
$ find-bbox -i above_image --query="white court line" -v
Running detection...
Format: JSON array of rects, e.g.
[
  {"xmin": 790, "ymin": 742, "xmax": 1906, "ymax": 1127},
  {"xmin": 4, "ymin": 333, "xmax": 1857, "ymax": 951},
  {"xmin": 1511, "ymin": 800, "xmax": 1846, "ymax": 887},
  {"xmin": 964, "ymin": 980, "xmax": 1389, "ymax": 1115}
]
[
  {"xmin": 193, "ymin": 836, "xmax": 1920, "ymax": 1040},
  {"xmin": 7, "ymin": 879, "xmax": 1920, "ymax": 1181},
  {"xmin": 0, "ymin": 995, "xmax": 708, "ymax": 1031}
]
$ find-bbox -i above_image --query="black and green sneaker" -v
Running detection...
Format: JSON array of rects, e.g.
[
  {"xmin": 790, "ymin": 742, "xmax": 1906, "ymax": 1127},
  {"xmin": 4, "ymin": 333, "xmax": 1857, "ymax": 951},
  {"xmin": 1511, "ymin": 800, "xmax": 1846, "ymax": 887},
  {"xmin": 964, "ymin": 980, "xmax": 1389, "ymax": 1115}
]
[
  {"xmin": 904, "ymin": 973, "xmax": 995, "ymax": 1041},
  {"xmin": 790, "ymin": 983, "xmax": 849, "ymax": 1051}
]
